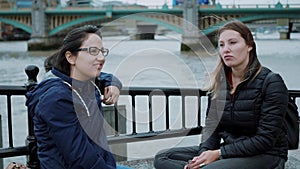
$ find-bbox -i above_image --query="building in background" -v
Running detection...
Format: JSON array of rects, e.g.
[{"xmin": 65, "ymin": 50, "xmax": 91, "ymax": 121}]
[
  {"xmin": 66, "ymin": 0, "xmax": 144, "ymax": 8},
  {"xmin": 172, "ymin": 0, "xmax": 210, "ymax": 6},
  {"xmin": 16, "ymin": 0, "xmax": 32, "ymax": 8}
]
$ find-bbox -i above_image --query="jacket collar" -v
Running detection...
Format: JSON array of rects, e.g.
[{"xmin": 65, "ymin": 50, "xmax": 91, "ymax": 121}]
[{"xmin": 51, "ymin": 68, "xmax": 94, "ymax": 91}]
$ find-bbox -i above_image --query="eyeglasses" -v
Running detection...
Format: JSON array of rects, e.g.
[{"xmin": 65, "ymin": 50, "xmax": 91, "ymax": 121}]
[{"xmin": 76, "ymin": 47, "xmax": 109, "ymax": 57}]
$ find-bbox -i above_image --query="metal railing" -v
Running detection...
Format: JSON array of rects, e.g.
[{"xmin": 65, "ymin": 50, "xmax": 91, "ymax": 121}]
[
  {"xmin": 0, "ymin": 66, "xmax": 299, "ymax": 169},
  {"xmin": 107, "ymin": 87, "xmax": 207, "ymax": 145},
  {"xmin": 0, "ymin": 65, "xmax": 39, "ymax": 168}
]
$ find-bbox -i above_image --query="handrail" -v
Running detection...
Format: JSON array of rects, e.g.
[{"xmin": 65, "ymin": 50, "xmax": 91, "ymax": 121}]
[
  {"xmin": 1, "ymin": 85, "xmax": 299, "ymax": 153},
  {"xmin": 288, "ymin": 90, "xmax": 300, "ymax": 98},
  {"xmin": 0, "ymin": 85, "xmax": 207, "ymax": 156},
  {"xmin": 0, "ymin": 85, "xmax": 26, "ymax": 95},
  {"xmin": 2, "ymin": 3, "xmax": 300, "ymax": 12}
]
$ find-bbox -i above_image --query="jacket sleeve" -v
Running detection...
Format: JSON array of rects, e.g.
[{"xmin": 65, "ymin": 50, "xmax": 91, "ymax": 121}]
[
  {"xmin": 98, "ymin": 72, "xmax": 122, "ymax": 90},
  {"xmin": 37, "ymin": 86, "xmax": 116, "ymax": 169},
  {"xmin": 199, "ymin": 95, "xmax": 221, "ymax": 154},
  {"xmin": 221, "ymin": 73, "xmax": 289, "ymax": 158}
]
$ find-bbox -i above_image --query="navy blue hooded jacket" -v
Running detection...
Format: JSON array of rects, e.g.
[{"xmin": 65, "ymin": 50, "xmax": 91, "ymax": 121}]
[{"xmin": 26, "ymin": 68, "xmax": 122, "ymax": 169}]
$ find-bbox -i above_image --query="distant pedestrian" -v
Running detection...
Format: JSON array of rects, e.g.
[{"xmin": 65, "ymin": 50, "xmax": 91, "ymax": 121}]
[{"xmin": 154, "ymin": 20, "xmax": 289, "ymax": 169}]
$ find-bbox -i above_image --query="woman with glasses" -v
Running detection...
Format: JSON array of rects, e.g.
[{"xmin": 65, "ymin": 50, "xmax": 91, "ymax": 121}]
[{"xmin": 26, "ymin": 25, "xmax": 128, "ymax": 169}]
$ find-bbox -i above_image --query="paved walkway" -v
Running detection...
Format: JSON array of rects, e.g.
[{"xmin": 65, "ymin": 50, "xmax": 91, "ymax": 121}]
[
  {"xmin": 118, "ymin": 158, "xmax": 155, "ymax": 169},
  {"xmin": 286, "ymin": 149, "xmax": 300, "ymax": 169},
  {"xmin": 118, "ymin": 149, "xmax": 300, "ymax": 169},
  {"xmin": 118, "ymin": 125, "xmax": 300, "ymax": 169}
]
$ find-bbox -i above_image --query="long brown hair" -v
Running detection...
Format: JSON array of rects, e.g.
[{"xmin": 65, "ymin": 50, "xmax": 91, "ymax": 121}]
[{"xmin": 209, "ymin": 20, "xmax": 261, "ymax": 96}]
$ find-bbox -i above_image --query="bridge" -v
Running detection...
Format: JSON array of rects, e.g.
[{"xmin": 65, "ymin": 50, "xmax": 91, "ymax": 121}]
[{"xmin": 1, "ymin": 0, "xmax": 300, "ymax": 50}]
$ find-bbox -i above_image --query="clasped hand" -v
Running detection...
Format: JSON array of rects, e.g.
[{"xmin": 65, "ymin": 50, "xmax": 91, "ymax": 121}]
[
  {"xmin": 5, "ymin": 162, "xmax": 29, "ymax": 169},
  {"xmin": 184, "ymin": 150, "xmax": 219, "ymax": 169},
  {"xmin": 102, "ymin": 86, "xmax": 120, "ymax": 105}
]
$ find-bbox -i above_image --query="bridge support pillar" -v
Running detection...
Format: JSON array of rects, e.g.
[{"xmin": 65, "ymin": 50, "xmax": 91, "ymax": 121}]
[
  {"xmin": 277, "ymin": 18, "xmax": 291, "ymax": 40},
  {"xmin": 134, "ymin": 23, "xmax": 157, "ymax": 40},
  {"xmin": 181, "ymin": 0, "xmax": 200, "ymax": 51},
  {"xmin": 28, "ymin": 0, "xmax": 60, "ymax": 50}
]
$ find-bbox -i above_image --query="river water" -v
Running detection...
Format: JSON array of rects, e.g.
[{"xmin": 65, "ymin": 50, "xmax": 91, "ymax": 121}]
[{"xmin": 0, "ymin": 32, "xmax": 300, "ymax": 165}]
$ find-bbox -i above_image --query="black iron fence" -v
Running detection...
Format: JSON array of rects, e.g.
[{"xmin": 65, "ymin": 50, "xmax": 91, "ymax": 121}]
[{"xmin": 0, "ymin": 66, "xmax": 299, "ymax": 169}]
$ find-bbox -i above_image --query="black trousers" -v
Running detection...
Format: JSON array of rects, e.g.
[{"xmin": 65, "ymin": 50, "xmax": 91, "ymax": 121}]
[{"xmin": 153, "ymin": 146, "xmax": 285, "ymax": 169}]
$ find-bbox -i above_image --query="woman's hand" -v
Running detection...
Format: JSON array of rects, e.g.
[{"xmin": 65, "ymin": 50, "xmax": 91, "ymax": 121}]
[
  {"xmin": 184, "ymin": 150, "xmax": 220, "ymax": 169},
  {"xmin": 5, "ymin": 162, "xmax": 29, "ymax": 169},
  {"xmin": 103, "ymin": 86, "xmax": 120, "ymax": 105}
]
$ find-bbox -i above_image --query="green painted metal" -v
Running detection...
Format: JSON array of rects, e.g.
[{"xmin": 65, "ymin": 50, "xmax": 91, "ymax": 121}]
[
  {"xmin": 0, "ymin": 10, "xmax": 30, "ymax": 15},
  {"xmin": 111, "ymin": 8, "xmax": 182, "ymax": 15},
  {"xmin": 49, "ymin": 13, "xmax": 183, "ymax": 36},
  {"xmin": 199, "ymin": 7, "xmax": 300, "ymax": 15},
  {"xmin": 45, "ymin": 6, "xmax": 300, "ymax": 35},
  {"xmin": 2, "ymin": 6, "xmax": 300, "ymax": 36},
  {"xmin": 239, "ymin": 14, "xmax": 300, "ymax": 23},
  {"xmin": 202, "ymin": 13, "xmax": 300, "ymax": 35},
  {"xmin": 45, "ymin": 9, "xmax": 107, "ymax": 15},
  {"xmin": 0, "ymin": 17, "xmax": 31, "ymax": 33}
]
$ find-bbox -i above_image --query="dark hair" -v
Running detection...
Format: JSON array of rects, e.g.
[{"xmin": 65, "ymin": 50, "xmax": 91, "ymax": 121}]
[
  {"xmin": 44, "ymin": 25, "xmax": 102, "ymax": 75},
  {"xmin": 210, "ymin": 20, "xmax": 261, "ymax": 94}
]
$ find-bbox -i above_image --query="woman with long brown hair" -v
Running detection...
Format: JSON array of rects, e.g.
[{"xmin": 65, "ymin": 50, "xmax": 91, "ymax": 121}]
[{"xmin": 154, "ymin": 20, "xmax": 288, "ymax": 169}]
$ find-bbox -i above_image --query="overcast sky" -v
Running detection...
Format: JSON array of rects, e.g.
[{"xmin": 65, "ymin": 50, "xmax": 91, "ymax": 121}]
[{"xmin": 101, "ymin": 0, "xmax": 299, "ymax": 6}]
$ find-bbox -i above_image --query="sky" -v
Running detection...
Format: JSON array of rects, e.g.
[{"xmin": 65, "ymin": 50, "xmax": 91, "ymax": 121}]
[{"xmin": 100, "ymin": 0, "xmax": 299, "ymax": 6}]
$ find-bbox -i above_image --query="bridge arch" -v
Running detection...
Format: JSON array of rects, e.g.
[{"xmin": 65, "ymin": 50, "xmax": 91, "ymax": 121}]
[
  {"xmin": 50, "ymin": 14, "xmax": 184, "ymax": 36},
  {"xmin": 51, "ymin": 13, "xmax": 300, "ymax": 37},
  {"xmin": 202, "ymin": 13, "xmax": 300, "ymax": 35},
  {"xmin": 0, "ymin": 17, "xmax": 31, "ymax": 33}
]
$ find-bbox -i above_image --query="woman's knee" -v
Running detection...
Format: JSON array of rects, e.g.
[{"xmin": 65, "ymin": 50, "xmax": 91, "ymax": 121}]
[
  {"xmin": 154, "ymin": 149, "xmax": 168, "ymax": 164},
  {"xmin": 153, "ymin": 152, "xmax": 168, "ymax": 169}
]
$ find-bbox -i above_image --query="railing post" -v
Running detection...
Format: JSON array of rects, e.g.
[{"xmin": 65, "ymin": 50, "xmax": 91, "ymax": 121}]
[
  {"xmin": 24, "ymin": 65, "xmax": 40, "ymax": 169},
  {"xmin": 0, "ymin": 114, "xmax": 3, "ymax": 169}
]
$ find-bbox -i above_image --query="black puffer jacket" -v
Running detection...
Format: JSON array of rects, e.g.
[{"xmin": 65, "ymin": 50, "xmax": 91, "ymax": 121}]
[{"xmin": 200, "ymin": 67, "xmax": 289, "ymax": 161}]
